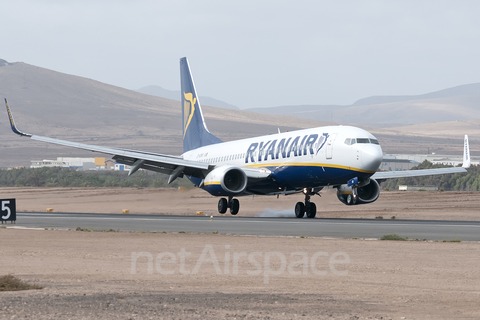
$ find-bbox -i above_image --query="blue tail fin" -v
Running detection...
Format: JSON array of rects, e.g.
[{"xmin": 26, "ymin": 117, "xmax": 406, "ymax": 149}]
[{"xmin": 180, "ymin": 57, "xmax": 222, "ymax": 153}]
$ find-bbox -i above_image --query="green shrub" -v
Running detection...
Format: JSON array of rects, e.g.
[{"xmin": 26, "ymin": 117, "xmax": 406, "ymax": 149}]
[
  {"xmin": 0, "ymin": 275, "xmax": 43, "ymax": 291},
  {"xmin": 442, "ymin": 239, "xmax": 461, "ymax": 242},
  {"xmin": 0, "ymin": 167, "xmax": 194, "ymax": 188},
  {"xmin": 380, "ymin": 234, "xmax": 407, "ymax": 241}
]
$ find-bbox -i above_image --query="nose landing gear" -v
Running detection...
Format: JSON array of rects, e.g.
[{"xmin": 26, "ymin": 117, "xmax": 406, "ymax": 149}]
[
  {"xmin": 295, "ymin": 188, "xmax": 318, "ymax": 219},
  {"xmin": 218, "ymin": 196, "xmax": 240, "ymax": 215}
]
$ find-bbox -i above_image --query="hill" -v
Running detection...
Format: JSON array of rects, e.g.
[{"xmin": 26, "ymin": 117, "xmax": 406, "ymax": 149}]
[
  {"xmin": 0, "ymin": 59, "xmax": 330, "ymax": 168},
  {"xmin": 352, "ymin": 83, "xmax": 480, "ymax": 106},
  {"xmin": 1, "ymin": 59, "xmax": 477, "ymax": 169},
  {"xmin": 136, "ymin": 85, "xmax": 239, "ymax": 110},
  {"xmin": 381, "ymin": 119, "xmax": 480, "ymax": 138},
  {"xmin": 246, "ymin": 83, "xmax": 480, "ymax": 128}
]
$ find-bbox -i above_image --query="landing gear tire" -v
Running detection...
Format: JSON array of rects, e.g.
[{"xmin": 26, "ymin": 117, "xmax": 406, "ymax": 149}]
[
  {"xmin": 295, "ymin": 202, "xmax": 305, "ymax": 218},
  {"xmin": 346, "ymin": 194, "xmax": 357, "ymax": 205},
  {"xmin": 306, "ymin": 202, "xmax": 316, "ymax": 219},
  {"xmin": 346, "ymin": 194, "xmax": 353, "ymax": 205},
  {"xmin": 230, "ymin": 199, "xmax": 240, "ymax": 215},
  {"xmin": 218, "ymin": 198, "xmax": 228, "ymax": 214}
]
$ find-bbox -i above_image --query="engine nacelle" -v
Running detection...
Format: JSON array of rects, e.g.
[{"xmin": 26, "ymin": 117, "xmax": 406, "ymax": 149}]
[
  {"xmin": 337, "ymin": 179, "xmax": 380, "ymax": 205},
  {"xmin": 203, "ymin": 166, "xmax": 248, "ymax": 196}
]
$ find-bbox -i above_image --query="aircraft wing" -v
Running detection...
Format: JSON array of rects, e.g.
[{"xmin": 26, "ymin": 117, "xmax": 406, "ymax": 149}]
[
  {"xmin": 371, "ymin": 166, "xmax": 467, "ymax": 181},
  {"xmin": 4, "ymin": 99, "xmax": 210, "ymax": 182},
  {"xmin": 372, "ymin": 134, "xmax": 471, "ymax": 181}
]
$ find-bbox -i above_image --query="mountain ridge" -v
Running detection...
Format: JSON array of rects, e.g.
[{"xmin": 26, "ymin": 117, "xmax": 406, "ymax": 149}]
[
  {"xmin": 137, "ymin": 85, "xmax": 239, "ymax": 110},
  {"xmin": 0, "ymin": 58, "xmax": 478, "ymax": 169},
  {"xmin": 246, "ymin": 83, "xmax": 480, "ymax": 127},
  {"xmin": 0, "ymin": 59, "xmax": 331, "ymax": 168}
]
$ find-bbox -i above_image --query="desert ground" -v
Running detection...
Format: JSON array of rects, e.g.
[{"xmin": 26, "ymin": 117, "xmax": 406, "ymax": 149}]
[
  {"xmin": 1, "ymin": 187, "xmax": 480, "ymax": 319},
  {"xmin": 1, "ymin": 230, "xmax": 479, "ymax": 320}
]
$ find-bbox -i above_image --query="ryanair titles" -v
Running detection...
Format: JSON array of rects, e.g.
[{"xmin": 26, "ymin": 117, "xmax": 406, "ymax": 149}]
[{"xmin": 245, "ymin": 133, "xmax": 329, "ymax": 163}]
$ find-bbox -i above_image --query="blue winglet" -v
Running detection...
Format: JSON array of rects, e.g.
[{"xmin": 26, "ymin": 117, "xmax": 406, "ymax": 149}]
[{"xmin": 4, "ymin": 98, "xmax": 31, "ymax": 137}]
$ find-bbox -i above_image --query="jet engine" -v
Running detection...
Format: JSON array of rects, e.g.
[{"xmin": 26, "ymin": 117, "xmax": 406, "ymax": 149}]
[
  {"xmin": 203, "ymin": 166, "xmax": 248, "ymax": 195},
  {"xmin": 336, "ymin": 179, "xmax": 380, "ymax": 205}
]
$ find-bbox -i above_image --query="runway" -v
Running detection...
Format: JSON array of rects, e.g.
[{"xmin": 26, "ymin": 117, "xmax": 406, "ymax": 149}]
[{"xmin": 8, "ymin": 212, "xmax": 480, "ymax": 241}]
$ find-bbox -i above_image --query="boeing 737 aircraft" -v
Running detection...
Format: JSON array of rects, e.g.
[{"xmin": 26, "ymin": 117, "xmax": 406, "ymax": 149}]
[{"xmin": 4, "ymin": 57, "xmax": 471, "ymax": 218}]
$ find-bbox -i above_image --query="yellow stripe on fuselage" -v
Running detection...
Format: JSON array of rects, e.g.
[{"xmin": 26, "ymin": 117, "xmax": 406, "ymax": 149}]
[{"xmin": 243, "ymin": 162, "xmax": 375, "ymax": 174}]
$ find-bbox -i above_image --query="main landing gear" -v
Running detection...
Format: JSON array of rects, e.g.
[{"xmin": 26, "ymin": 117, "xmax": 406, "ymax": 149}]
[
  {"xmin": 218, "ymin": 196, "xmax": 240, "ymax": 215},
  {"xmin": 345, "ymin": 191, "xmax": 358, "ymax": 205},
  {"xmin": 295, "ymin": 188, "xmax": 317, "ymax": 219}
]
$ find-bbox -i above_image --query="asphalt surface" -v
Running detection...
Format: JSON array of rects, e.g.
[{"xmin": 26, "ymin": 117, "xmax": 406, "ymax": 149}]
[{"xmin": 5, "ymin": 212, "xmax": 480, "ymax": 241}]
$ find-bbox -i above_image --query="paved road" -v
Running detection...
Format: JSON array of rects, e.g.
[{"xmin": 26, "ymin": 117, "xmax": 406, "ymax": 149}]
[{"xmin": 6, "ymin": 212, "xmax": 480, "ymax": 241}]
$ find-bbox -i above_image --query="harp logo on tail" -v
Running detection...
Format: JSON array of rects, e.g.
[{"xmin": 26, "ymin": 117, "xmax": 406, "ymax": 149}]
[{"xmin": 183, "ymin": 92, "xmax": 196, "ymax": 137}]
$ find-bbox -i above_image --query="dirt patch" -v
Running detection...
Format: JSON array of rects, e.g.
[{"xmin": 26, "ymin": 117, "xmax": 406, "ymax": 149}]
[{"xmin": 1, "ymin": 229, "xmax": 479, "ymax": 319}]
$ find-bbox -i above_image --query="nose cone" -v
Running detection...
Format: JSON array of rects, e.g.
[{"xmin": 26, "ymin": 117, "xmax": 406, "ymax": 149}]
[{"xmin": 362, "ymin": 145, "xmax": 383, "ymax": 172}]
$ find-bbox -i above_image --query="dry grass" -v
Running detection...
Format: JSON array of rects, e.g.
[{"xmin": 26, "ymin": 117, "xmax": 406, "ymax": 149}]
[
  {"xmin": 0, "ymin": 275, "xmax": 43, "ymax": 291},
  {"xmin": 380, "ymin": 234, "xmax": 407, "ymax": 241}
]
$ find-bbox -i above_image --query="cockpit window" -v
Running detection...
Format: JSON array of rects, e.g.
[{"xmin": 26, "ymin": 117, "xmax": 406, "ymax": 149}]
[
  {"xmin": 344, "ymin": 138, "xmax": 357, "ymax": 145},
  {"xmin": 345, "ymin": 138, "xmax": 379, "ymax": 145}
]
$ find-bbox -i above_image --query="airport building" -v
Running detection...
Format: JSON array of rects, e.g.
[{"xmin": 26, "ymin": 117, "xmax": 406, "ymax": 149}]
[
  {"xmin": 30, "ymin": 159, "xmax": 69, "ymax": 169},
  {"xmin": 29, "ymin": 157, "xmax": 131, "ymax": 171},
  {"xmin": 379, "ymin": 155, "xmax": 419, "ymax": 171},
  {"xmin": 381, "ymin": 154, "xmax": 479, "ymax": 171},
  {"xmin": 29, "ymin": 157, "xmax": 127, "ymax": 170}
]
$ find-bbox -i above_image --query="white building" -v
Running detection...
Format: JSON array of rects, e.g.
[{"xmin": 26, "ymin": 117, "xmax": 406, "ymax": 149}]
[
  {"xmin": 30, "ymin": 159, "xmax": 68, "ymax": 168},
  {"xmin": 56, "ymin": 157, "xmax": 96, "ymax": 167},
  {"xmin": 114, "ymin": 163, "xmax": 131, "ymax": 171},
  {"xmin": 383, "ymin": 154, "xmax": 479, "ymax": 170},
  {"xmin": 30, "ymin": 157, "xmax": 107, "ymax": 169}
]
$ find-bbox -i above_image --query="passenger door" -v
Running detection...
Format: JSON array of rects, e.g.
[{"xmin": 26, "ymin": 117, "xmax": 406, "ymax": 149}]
[{"xmin": 326, "ymin": 134, "xmax": 337, "ymax": 159}]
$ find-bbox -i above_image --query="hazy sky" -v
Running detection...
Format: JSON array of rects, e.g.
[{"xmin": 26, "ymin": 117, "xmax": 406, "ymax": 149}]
[{"xmin": 2, "ymin": 1, "xmax": 480, "ymax": 109}]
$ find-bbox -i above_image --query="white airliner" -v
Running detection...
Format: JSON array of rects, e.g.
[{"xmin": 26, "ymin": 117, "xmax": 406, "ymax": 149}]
[{"xmin": 4, "ymin": 57, "xmax": 470, "ymax": 218}]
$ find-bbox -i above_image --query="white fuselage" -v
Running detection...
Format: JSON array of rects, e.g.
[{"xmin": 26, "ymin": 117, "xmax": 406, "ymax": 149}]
[{"xmin": 183, "ymin": 125, "xmax": 383, "ymax": 195}]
